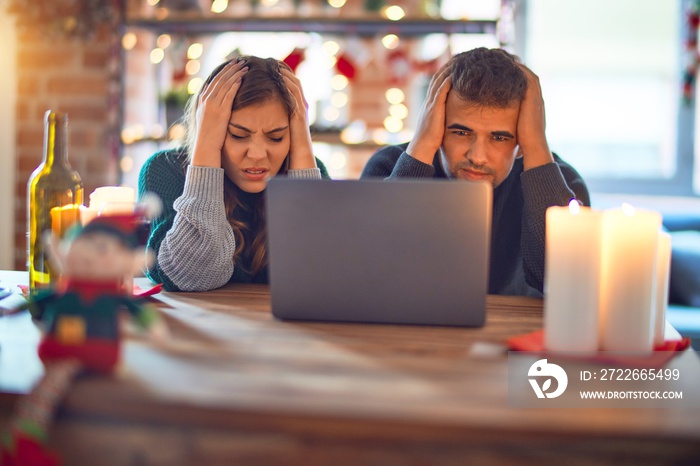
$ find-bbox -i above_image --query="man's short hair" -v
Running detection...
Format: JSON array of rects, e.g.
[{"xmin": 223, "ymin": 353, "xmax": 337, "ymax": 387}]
[{"xmin": 449, "ymin": 47, "xmax": 527, "ymax": 108}]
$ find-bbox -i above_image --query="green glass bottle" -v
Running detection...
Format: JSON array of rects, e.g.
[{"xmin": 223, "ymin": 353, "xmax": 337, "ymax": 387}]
[{"xmin": 27, "ymin": 110, "xmax": 84, "ymax": 294}]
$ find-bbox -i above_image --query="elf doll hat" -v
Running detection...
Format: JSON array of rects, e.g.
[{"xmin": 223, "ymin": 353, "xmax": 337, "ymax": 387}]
[
  {"xmin": 67, "ymin": 193, "xmax": 161, "ymax": 248},
  {"xmin": 80, "ymin": 212, "xmax": 142, "ymax": 249}
]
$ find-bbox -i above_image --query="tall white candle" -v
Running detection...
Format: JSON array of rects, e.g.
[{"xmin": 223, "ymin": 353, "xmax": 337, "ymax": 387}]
[
  {"xmin": 83, "ymin": 186, "xmax": 139, "ymax": 295},
  {"xmin": 90, "ymin": 186, "xmax": 136, "ymax": 215},
  {"xmin": 653, "ymin": 230, "xmax": 672, "ymax": 346},
  {"xmin": 599, "ymin": 204, "xmax": 661, "ymax": 353},
  {"xmin": 544, "ymin": 200, "xmax": 602, "ymax": 352}
]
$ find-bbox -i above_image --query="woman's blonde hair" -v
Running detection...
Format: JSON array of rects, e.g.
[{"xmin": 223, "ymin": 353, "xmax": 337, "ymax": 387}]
[{"xmin": 181, "ymin": 56, "xmax": 296, "ymax": 279}]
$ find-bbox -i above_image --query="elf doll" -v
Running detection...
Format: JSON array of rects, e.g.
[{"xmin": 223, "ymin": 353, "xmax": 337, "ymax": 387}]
[{"xmin": 1, "ymin": 211, "xmax": 166, "ymax": 466}]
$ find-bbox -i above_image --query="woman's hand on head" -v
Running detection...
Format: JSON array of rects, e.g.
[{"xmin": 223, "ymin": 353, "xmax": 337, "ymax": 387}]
[
  {"xmin": 279, "ymin": 65, "xmax": 317, "ymax": 170},
  {"xmin": 191, "ymin": 60, "xmax": 248, "ymax": 168}
]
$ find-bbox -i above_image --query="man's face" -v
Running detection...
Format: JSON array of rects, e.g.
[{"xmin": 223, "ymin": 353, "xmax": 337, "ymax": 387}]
[{"xmin": 440, "ymin": 92, "xmax": 520, "ymax": 188}]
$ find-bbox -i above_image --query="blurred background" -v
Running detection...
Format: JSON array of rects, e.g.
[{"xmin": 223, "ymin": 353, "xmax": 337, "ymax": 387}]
[{"xmin": 1, "ymin": 0, "xmax": 698, "ymax": 271}]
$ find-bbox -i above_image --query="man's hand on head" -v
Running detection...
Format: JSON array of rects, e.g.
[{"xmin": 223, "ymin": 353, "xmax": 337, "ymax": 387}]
[
  {"xmin": 516, "ymin": 64, "xmax": 554, "ymax": 170},
  {"xmin": 406, "ymin": 63, "xmax": 452, "ymax": 166}
]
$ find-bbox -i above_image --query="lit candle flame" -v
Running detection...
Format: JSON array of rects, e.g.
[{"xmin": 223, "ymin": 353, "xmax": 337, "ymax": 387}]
[
  {"xmin": 211, "ymin": 0, "xmax": 228, "ymax": 13},
  {"xmin": 621, "ymin": 203, "xmax": 636, "ymax": 216},
  {"xmin": 568, "ymin": 199, "xmax": 581, "ymax": 215}
]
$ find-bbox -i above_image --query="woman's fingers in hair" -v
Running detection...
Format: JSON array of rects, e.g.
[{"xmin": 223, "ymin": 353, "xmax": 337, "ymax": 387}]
[
  {"xmin": 280, "ymin": 67, "xmax": 308, "ymax": 112},
  {"xmin": 279, "ymin": 66, "xmax": 301, "ymax": 90},
  {"xmin": 199, "ymin": 60, "xmax": 247, "ymax": 106},
  {"xmin": 198, "ymin": 61, "xmax": 236, "ymax": 100},
  {"xmin": 278, "ymin": 60, "xmax": 293, "ymax": 73},
  {"xmin": 222, "ymin": 62, "xmax": 249, "ymax": 105},
  {"xmin": 279, "ymin": 65, "xmax": 315, "ymax": 170}
]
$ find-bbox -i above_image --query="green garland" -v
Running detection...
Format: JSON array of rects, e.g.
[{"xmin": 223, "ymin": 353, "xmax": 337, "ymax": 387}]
[{"xmin": 364, "ymin": 0, "xmax": 385, "ymax": 13}]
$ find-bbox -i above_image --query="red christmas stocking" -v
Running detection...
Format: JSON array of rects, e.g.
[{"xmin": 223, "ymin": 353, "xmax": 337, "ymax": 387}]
[
  {"xmin": 1, "ymin": 359, "xmax": 82, "ymax": 466},
  {"xmin": 283, "ymin": 48, "xmax": 306, "ymax": 73}
]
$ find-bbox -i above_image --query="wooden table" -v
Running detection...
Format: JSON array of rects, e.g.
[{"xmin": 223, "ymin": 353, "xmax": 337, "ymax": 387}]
[{"xmin": 1, "ymin": 270, "xmax": 700, "ymax": 465}]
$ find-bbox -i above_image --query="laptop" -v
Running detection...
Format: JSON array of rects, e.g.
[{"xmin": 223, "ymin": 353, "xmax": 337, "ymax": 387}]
[{"xmin": 265, "ymin": 178, "xmax": 492, "ymax": 327}]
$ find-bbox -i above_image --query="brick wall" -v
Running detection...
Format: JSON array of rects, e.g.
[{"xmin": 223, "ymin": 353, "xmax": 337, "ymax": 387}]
[
  {"xmin": 12, "ymin": 23, "xmax": 122, "ymax": 270},
  {"xmin": 11, "ymin": 0, "xmax": 436, "ymax": 268}
]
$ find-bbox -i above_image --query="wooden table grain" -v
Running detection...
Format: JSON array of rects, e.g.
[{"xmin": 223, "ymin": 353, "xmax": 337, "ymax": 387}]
[{"xmin": 1, "ymin": 270, "xmax": 699, "ymax": 465}]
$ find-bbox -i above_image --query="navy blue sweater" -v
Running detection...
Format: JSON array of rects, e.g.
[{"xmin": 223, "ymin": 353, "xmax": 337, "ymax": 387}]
[{"xmin": 361, "ymin": 145, "xmax": 590, "ymax": 296}]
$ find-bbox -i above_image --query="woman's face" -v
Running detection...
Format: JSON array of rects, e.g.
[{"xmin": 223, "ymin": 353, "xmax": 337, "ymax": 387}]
[{"xmin": 221, "ymin": 99, "xmax": 290, "ymax": 193}]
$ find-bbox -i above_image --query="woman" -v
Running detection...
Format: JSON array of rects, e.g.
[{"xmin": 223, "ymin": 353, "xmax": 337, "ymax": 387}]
[{"xmin": 138, "ymin": 56, "xmax": 329, "ymax": 291}]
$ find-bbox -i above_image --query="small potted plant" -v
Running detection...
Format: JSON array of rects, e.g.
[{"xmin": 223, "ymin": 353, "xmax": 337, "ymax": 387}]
[{"xmin": 162, "ymin": 86, "xmax": 191, "ymax": 129}]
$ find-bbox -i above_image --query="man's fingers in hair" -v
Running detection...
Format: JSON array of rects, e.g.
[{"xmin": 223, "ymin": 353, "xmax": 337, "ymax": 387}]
[
  {"xmin": 435, "ymin": 74, "xmax": 452, "ymax": 103},
  {"xmin": 427, "ymin": 63, "xmax": 451, "ymax": 97},
  {"xmin": 518, "ymin": 63, "xmax": 542, "ymax": 89},
  {"xmin": 427, "ymin": 73, "xmax": 451, "ymax": 110}
]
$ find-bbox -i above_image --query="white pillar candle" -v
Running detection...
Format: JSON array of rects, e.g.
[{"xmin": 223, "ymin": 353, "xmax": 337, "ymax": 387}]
[
  {"xmin": 599, "ymin": 204, "xmax": 661, "ymax": 353},
  {"xmin": 89, "ymin": 186, "xmax": 136, "ymax": 215},
  {"xmin": 79, "ymin": 205, "xmax": 98, "ymax": 226},
  {"xmin": 653, "ymin": 230, "xmax": 672, "ymax": 346},
  {"xmin": 544, "ymin": 200, "xmax": 603, "ymax": 353},
  {"xmin": 87, "ymin": 186, "xmax": 137, "ymax": 295}
]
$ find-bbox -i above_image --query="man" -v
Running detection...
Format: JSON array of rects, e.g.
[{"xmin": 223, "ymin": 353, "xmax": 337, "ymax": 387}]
[{"xmin": 361, "ymin": 47, "xmax": 589, "ymax": 296}]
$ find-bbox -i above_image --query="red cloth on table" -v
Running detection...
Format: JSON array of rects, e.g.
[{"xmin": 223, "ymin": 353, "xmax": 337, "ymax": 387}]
[{"xmin": 506, "ymin": 329, "xmax": 691, "ymax": 368}]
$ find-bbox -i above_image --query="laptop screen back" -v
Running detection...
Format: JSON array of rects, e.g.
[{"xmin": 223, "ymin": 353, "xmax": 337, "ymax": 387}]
[{"xmin": 266, "ymin": 178, "xmax": 492, "ymax": 327}]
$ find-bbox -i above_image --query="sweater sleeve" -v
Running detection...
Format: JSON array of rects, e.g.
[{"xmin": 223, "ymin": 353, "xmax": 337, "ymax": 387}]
[
  {"xmin": 157, "ymin": 166, "xmax": 236, "ymax": 291},
  {"xmin": 138, "ymin": 154, "xmax": 330, "ymax": 290},
  {"xmin": 520, "ymin": 156, "xmax": 590, "ymax": 292},
  {"xmin": 138, "ymin": 151, "xmax": 236, "ymax": 292},
  {"xmin": 138, "ymin": 151, "xmax": 183, "ymax": 291},
  {"xmin": 361, "ymin": 145, "xmax": 435, "ymax": 179},
  {"xmin": 287, "ymin": 157, "xmax": 331, "ymax": 179},
  {"xmin": 288, "ymin": 167, "xmax": 322, "ymax": 179}
]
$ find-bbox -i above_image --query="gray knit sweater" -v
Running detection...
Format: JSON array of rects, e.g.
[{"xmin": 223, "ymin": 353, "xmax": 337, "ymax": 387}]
[{"xmin": 138, "ymin": 149, "xmax": 327, "ymax": 291}]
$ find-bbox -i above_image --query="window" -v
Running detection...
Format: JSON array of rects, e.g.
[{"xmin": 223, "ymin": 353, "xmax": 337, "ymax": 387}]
[{"xmin": 521, "ymin": 0, "xmax": 694, "ymax": 195}]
